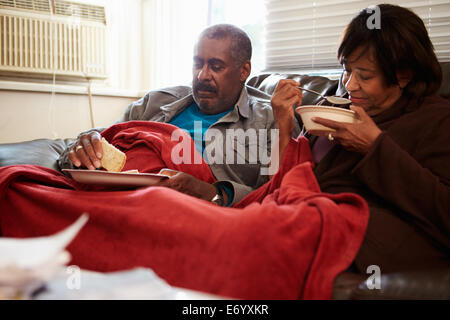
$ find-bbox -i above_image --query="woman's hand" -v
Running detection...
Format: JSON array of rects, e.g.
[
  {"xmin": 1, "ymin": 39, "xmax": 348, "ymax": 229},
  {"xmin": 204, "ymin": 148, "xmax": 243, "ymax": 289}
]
[{"xmin": 312, "ymin": 105, "xmax": 382, "ymax": 154}]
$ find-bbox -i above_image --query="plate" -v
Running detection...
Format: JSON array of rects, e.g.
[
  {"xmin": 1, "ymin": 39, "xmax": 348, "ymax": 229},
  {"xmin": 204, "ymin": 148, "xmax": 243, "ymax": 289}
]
[{"xmin": 62, "ymin": 169, "xmax": 169, "ymax": 187}]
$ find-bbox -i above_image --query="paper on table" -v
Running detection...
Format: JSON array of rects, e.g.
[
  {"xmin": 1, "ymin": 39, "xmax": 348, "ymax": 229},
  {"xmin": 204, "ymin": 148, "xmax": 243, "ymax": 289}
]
[
  {"xmin": 0, "ymin": 213, "xmax": 89, "ymax": 269},
  {"xmin": 0, "ymin": 214, "xmax": 89, "ymax": 299}
]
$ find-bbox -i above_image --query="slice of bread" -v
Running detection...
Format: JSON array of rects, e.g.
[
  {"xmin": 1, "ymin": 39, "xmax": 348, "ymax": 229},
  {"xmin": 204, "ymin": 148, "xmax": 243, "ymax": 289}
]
[{"xmin": 100, "ymin": 137, "xmax": 126, "ymax": 172}]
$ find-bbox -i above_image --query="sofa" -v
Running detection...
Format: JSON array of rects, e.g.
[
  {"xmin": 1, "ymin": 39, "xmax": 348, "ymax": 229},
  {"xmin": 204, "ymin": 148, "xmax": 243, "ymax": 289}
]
[{"xmin": 1, "ymin": 63, "xmax": 449, "ymax": 300}]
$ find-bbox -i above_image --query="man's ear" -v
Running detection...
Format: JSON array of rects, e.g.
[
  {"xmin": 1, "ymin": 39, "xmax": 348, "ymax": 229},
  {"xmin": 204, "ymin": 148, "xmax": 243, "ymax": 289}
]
[
  {"xmin": 240, "ymin": 60, "xmax": 251, "ymax": 82},
  {"xmin": 397, "ymin": 69, "xmax": 414, "ymax": 89}
]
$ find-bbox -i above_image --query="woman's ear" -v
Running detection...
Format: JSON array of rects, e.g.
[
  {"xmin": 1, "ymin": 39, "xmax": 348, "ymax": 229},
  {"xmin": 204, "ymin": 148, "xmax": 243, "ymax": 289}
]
[{"xmin": 397, "ymin": 69, "xmax": 414, "ymax": 89}]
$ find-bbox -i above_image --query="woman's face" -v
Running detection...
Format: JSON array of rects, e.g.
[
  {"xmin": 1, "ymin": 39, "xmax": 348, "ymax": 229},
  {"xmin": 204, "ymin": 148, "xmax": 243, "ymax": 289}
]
[{"xmin": 342, "ymin": 46, "xmax": 404, "ymax": 116}]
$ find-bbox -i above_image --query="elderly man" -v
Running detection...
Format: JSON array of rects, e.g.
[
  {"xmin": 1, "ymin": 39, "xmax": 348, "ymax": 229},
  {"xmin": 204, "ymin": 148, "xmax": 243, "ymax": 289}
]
[{"xmin": 58, "ymin": 24, "xmax": 301, "ymax": 206}]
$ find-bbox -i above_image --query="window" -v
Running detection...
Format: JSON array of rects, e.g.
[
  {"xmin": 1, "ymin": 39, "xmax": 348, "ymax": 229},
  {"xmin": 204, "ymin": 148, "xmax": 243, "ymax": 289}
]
[
  {"xmin": 208, "ymin": 0, "xmax": 266, "ymax": 78},
  {"xmin": 142, "ymin": 0, "xmax": 267, "ymax": 91},
  {"xmin": 265, "ymin": 0, "xmax": 450, "ymax": 74},
  {"xmin": 141, "ymin": 0, "xmax": 209, "ymax": 91}
]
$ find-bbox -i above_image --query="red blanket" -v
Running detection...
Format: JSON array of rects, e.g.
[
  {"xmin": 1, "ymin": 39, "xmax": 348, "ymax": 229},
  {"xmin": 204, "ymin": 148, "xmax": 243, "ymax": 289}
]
[{"xmin": 0, "ymin": 121, "xmax": 369, "ymax": 299}]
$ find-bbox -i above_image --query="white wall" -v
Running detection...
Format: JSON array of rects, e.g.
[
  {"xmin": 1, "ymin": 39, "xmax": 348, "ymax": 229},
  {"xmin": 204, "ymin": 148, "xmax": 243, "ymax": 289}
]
[{"xmin": 0, "ymin": 90, "xmax": 137, "ymax": 143}]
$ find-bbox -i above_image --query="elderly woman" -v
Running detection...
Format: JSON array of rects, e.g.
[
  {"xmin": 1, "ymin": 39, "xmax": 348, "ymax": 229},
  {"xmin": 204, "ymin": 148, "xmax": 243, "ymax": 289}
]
[{"xmin": 272, "ymin": 4, "xmax": 450, "ymax": 273}]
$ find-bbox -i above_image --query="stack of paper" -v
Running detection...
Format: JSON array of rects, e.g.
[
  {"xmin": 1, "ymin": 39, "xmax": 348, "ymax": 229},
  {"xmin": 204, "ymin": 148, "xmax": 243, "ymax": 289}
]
[
  {"xmin": 0, "ymin": 214, "xmax": 89, "ymax": 299},
  {"xmin": 35, "ymin": 267, "xmax": 179, "ymax": 300}
]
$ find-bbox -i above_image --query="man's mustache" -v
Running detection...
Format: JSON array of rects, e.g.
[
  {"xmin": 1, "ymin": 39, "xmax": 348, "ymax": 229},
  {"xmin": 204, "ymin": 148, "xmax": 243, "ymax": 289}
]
[{"xmin": 195, "ymin": 82, "xmax": 217, "ymax": 93}]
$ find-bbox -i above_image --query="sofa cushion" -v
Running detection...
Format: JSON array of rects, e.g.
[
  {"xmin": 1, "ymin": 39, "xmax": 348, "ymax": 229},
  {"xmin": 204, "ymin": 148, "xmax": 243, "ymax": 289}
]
[
  {"xmin": 247, "ymin": 73, "xmax": 342, "ymax": 124},
  {"xmin": 0, "ymin": 138, "xmax": 74, "ymax": 171},
  {"xmin": 248, "ymin": 73, "xmax": 340, "ymax": 104}
]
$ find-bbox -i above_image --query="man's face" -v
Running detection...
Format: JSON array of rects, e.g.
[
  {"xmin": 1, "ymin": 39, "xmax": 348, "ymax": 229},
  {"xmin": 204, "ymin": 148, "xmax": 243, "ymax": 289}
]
[{"xmin": 192, "ymin": 36, "xmax": 250, "ymax": 115}]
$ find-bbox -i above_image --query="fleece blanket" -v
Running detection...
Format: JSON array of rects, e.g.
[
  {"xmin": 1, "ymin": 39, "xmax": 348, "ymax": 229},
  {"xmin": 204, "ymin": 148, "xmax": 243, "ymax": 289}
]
[{"xmin": 0, "ymin": 121, "xmax": 369, "ymax": 300}]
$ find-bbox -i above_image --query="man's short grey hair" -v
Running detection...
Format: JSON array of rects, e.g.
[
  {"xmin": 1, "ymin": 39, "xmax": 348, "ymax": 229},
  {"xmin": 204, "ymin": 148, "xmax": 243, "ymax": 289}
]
[{"xmin": 199, "ymin": 24, "xmax": 252, "ymax": 66}]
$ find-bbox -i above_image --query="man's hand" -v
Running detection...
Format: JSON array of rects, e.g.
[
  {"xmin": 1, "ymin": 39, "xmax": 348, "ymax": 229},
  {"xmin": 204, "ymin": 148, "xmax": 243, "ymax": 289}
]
[
  {"xmin": 270, "ymin": 79, "xmax": 303, "ymax": 169},
  {"xmin": 68, "ymin": 131, "xmax": 103, "ymax": 170},
  {"xmin": 271, "ymin": 79, "xmax": 303, "ymax": 139},
  {"xmin": 312, "ymin": 105, "xmax": 382, "ymax": 154},
  {"xmin": 157, "ymin": 169, "xmax": 222, "ymax": 203}
]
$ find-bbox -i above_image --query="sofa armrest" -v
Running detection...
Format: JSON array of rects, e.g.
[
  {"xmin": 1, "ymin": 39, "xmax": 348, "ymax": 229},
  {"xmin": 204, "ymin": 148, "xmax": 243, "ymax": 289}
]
[
  {"xmin": 0, "ymin": 138, "xmax": 75, "ymax": 172},
  {"xmin": 333, "ymin": 268, "xmax": 450, "ymax": 300},
  {"xmin": 332, "ymin": 272, "xmax": 367, "ymax": 300},
  {"xmin": 351, "ymin": 268, "xmax": 450, "ymax": 300}
]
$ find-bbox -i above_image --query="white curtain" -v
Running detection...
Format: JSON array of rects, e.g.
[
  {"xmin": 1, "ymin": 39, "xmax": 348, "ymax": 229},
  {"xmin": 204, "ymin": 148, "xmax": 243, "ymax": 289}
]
[
  {"xmin": 94, "ymin": 0, "xmax": 208, "ymax": 94},
  {"xmin": 103, "ymin": 0, "xmax": 143, "ymax": 93},
  {"xmin": 141, "ymin": 0, "xmax": 209, "ymax": 91}
]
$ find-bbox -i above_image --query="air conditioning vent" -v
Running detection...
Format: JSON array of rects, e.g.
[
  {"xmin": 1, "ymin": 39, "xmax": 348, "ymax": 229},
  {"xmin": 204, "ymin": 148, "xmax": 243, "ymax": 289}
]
[
  {"xmin": 54, "ymin": 1, "xmax": 105, "ymax": 24},
  {"xmin": 0, "ymin": 0, "xmax": 50, "ymax": 14},
  {"xmin": 0, "ymin": 0, "xmax": 107, "ymax": 80},
  {"xmin": 0, "ymin": 0, "xmax": 105, "ymax": 23}
]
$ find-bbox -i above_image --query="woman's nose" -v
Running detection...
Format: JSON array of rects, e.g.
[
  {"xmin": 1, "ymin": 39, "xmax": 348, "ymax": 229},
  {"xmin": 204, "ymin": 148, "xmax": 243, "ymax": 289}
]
[{"xmin": 345, "ymin": 73, "xmax": 360, "ymax": 91}]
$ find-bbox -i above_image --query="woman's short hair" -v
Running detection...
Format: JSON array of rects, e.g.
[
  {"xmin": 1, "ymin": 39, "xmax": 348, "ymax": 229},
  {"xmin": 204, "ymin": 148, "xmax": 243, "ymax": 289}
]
[{"xmin": 338, "ymin": 4, "xmax": 442, "ymax": 99}]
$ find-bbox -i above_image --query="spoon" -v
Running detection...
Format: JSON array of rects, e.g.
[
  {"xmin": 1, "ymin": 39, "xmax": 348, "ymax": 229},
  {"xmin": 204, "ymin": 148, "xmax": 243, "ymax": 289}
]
[{"xmin": 299, "ymin": 86, "xmax": 352, "ymax": 105}]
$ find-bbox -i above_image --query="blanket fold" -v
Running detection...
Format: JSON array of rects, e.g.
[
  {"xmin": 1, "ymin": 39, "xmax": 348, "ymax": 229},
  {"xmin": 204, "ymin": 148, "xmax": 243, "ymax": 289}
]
[{"xmin": 0, "ymin": 121, "xmax": 369, "ymax": 299}]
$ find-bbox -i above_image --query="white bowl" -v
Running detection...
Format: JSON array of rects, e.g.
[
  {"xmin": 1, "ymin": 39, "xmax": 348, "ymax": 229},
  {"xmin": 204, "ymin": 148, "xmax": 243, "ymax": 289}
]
[{"xmin": 295, "ymin": 105, "xmax": 358, "ymax": 136}]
